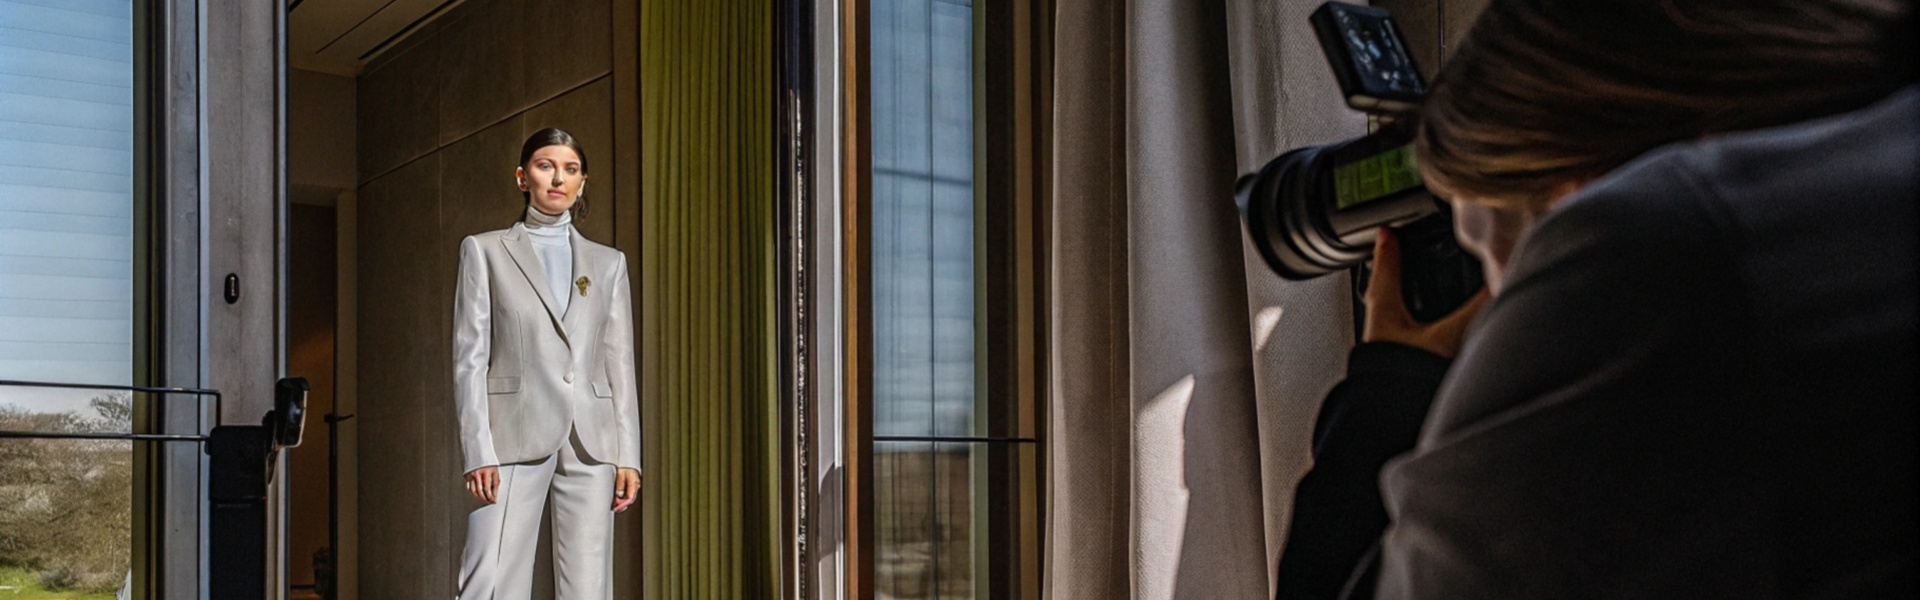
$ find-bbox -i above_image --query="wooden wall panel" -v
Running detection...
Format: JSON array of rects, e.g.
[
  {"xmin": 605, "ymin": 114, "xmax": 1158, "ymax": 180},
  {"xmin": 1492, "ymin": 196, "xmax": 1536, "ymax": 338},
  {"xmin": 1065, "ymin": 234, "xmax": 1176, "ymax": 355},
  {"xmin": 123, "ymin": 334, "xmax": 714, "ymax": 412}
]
[
  {"xmin": 355, "ymin": 154, "xmax": 447, "ymax": 598},
  {"xmin": 355, "ymin": 37, "xmax": 443, "ymax": 185},
  {"xmin": 351, "ymin": 1, "xmax": 627, "ymax": 597}
]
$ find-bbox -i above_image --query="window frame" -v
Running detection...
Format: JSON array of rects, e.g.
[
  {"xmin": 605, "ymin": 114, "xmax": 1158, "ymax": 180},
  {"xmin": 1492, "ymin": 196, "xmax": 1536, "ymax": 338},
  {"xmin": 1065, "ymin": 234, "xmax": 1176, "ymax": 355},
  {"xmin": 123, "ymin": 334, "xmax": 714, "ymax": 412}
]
[
  {"xmin": 144, "ymin": 0, "xmax": 210, "ymax": 596},
  {"xmin": 841, "ymin": 0, "xmax": 1053, "ymax": 596}
]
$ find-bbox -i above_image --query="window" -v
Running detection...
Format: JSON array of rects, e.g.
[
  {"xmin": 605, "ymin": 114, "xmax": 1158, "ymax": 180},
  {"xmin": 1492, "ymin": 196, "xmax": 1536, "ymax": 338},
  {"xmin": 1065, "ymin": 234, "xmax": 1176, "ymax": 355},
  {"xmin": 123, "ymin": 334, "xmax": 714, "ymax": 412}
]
[
  {"xmin": 869, "ymin": 0, "xmax": 978, "ymax": 596},
  {"xmin": 0, "ymin": 0, "xmax": 141, "ymax": 596},
  {"xmin": 859, "ymin": 0, "xmax": 1047, "ymax": 596}
]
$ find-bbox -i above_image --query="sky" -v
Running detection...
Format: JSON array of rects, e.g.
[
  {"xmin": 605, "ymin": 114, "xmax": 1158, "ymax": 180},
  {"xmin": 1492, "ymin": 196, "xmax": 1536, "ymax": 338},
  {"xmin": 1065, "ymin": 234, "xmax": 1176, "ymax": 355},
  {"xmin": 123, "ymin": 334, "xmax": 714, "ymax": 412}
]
[{"xmin": 0, "ymin": 384, "xmax": 131, "ymax": 417}]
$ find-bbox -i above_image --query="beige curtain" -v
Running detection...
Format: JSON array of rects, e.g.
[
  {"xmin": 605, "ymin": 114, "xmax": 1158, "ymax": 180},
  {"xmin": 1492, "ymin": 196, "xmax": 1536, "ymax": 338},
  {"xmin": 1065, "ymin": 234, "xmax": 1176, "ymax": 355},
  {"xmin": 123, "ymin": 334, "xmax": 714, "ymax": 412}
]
[
  {"xmin": 1049, "ymin": 0, "xmax": 1445, "ymax": 597},
  {"xmin": 1048, "ymin": 0, "xmax": 1134, "ymax": 595},
  {"xmin": 1048, "ymin": 0, "xmax": 1274, "ymax": 597},
  {"xmin": 1223, "ymin": 0, "xmax": 1368, "ymax": 590}
]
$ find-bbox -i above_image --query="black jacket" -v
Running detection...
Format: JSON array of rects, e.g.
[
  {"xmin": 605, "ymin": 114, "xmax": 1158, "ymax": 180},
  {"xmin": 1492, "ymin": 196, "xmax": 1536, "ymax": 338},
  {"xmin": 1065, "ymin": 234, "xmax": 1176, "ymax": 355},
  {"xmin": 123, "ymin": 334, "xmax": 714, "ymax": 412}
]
[
  {"xmin": 1275, "ymin": 342, "xmax": 1449, "ymax": 600},
  {"xmin": 1374, "ymin": 87, "xmax": 1918, "ymax": 598}
]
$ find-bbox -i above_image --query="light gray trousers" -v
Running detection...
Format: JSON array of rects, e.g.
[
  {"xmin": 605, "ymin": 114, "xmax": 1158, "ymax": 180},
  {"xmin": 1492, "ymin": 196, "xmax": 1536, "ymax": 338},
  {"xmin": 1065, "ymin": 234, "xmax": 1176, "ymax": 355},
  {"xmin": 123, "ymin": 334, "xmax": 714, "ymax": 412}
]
[{"xmin": 457, "ymin": 430, "xmax": 615, "ymax": 600}]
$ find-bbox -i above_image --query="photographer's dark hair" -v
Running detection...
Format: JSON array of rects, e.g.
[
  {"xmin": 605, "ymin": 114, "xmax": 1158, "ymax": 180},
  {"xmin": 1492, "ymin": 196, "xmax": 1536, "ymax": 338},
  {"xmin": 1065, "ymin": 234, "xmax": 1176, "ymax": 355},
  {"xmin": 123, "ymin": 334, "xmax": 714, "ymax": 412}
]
[
  {"xmin": 1417, "ymin": 0, "xmax": 1916, "ymax": 209},
  {"xmin": 518, "ymin": 127, "xmax": 591, "ymax": 218}
]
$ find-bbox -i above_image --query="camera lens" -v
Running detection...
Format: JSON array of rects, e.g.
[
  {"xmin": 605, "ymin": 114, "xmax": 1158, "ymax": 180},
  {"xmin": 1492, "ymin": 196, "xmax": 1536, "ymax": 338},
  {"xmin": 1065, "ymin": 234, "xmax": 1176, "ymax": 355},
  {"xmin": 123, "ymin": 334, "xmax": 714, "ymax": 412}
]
[
  {"xmin": 1236, "ymin": 123, "xmax": 1486, "ymax": 321},
  {"xmin": 1235, "ymin": 127, "xmax": 1439, "ymax": 280},
  {"xmin": 1239, "ymin": 145, "xmax": 1362, "ymax": 278}
]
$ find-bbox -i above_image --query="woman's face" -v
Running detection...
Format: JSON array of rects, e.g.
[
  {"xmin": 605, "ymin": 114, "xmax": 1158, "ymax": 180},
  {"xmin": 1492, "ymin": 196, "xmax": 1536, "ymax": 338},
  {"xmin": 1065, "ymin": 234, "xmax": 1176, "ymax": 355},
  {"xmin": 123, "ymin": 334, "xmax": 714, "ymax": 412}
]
[
  {"xmin": 1449, "ymin": 183, "xmax": 1580, "ymax": 295},
  {"xmin": 1450, "ymin": 200, "xmax": 1534, "ymax": 295},
  {"xmin": 517, "ymin": 144, "xmax": 587, "ymax": 216}
]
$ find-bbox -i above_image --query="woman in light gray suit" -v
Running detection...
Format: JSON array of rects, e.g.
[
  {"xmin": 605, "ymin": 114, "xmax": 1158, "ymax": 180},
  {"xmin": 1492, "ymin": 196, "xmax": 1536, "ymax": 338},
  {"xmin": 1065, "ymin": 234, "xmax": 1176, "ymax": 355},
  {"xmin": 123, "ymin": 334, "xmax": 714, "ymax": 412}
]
[{"xmin": 451, "ymin": 128, "xmax": 641, "ymax": 599}]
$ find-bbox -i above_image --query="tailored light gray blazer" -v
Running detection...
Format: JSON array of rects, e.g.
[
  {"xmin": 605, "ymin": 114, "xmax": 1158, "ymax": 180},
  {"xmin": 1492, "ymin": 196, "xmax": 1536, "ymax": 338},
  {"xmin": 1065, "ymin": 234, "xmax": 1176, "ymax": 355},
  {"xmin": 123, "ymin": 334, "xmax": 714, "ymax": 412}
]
[{"xmin": 451, "ymin": 223, "xmax": 641, "ymax": 475}]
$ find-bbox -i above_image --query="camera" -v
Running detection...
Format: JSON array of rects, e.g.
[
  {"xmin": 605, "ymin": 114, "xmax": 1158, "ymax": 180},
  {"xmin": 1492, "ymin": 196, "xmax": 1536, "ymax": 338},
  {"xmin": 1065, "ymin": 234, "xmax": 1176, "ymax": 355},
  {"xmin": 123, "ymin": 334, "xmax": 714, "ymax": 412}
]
[{"xmin": 1236, "ymin": 1, "xmax": 1483, "ymax": 323}]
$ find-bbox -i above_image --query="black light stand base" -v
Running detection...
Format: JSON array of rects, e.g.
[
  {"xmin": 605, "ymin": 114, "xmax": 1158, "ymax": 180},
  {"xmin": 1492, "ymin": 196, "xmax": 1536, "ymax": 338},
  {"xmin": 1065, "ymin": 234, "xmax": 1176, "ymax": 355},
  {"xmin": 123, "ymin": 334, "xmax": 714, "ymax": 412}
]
[
  {"xmin": 205, "ymin": 377, "xmax": 308, "ymax": 600},
  {"xmin": 208, "ymin": 424, "xmax": 271, "ymax": 599}
]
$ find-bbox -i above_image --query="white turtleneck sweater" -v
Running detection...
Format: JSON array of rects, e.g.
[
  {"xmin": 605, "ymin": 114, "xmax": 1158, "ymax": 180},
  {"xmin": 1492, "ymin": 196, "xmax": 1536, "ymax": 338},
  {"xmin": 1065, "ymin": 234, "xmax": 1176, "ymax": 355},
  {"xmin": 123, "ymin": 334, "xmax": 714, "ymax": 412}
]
[{"xmin": 523, "ymin": 206, "xmax": 574, "ymax": 316}]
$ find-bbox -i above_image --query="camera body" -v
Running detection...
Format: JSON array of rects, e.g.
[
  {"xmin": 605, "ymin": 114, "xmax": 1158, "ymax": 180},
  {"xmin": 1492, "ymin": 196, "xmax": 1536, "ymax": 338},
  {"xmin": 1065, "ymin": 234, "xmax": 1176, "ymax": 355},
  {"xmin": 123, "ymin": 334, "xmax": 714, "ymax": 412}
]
[{"xmin": 1236, "ymin": 1, "xmax": 1483, "ymax": 322}]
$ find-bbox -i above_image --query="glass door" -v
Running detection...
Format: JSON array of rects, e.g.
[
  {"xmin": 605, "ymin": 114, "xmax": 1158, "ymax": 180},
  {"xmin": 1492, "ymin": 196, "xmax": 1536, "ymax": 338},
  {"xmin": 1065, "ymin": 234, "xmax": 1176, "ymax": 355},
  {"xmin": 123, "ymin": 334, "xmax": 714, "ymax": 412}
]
[
  {"xmin": 0, "ymin": 1, "xmax": 151, "ymax": 597},
  {"xmin": 2, "ymin": 0, "xmax": 284, "ymax": 597}
]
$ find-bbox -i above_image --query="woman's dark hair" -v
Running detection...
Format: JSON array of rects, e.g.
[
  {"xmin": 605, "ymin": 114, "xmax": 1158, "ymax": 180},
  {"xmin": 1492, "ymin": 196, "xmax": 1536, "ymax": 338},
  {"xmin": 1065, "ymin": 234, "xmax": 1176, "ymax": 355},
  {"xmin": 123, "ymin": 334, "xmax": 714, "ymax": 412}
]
[
  {"xmin": 1416, "ymin": 0, "xmax": 1915, "ymax": 209},
  {"xmin": 518, "ymin": 127, "xmax": 590, "ymax": 216}
]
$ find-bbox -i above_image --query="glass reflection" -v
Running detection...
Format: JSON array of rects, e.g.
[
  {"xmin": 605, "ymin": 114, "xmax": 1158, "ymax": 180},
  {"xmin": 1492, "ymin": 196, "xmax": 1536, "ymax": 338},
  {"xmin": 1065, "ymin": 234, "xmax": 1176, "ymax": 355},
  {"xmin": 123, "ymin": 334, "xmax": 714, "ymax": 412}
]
[
  {"xmin": 874, "ymin": 442, "xmax": 975, "ymax": 599},
  {"xmin": 870, "ymin": 1, "xmax": 1047, "ymax": 597},
  {"xmin": 871, "ymin": 0, "xmax": 976, "ymax": 440},
  {"xmin": 0, "ymin": 0, "xmax": 138, "ymax": 596}
]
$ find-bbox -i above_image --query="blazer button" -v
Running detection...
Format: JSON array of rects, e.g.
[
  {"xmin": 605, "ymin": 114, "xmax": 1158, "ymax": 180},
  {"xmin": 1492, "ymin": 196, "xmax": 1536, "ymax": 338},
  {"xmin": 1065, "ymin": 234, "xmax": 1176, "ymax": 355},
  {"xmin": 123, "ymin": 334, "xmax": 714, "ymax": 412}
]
[{"xmin": 564, "ymin": 371, "xmax": 575, "ymax": 383}]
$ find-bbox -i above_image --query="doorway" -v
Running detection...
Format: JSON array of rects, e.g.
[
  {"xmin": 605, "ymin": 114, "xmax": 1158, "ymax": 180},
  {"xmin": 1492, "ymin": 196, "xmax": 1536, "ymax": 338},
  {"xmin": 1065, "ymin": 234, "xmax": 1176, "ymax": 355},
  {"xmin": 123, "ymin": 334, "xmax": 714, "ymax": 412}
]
[
  {"xmin": 2, "ymin": 0, "xmax": 290, "ymax": 598},
  {"xmin": 285, "ymin": 0, "xmax": 643, "ymax": 597}
]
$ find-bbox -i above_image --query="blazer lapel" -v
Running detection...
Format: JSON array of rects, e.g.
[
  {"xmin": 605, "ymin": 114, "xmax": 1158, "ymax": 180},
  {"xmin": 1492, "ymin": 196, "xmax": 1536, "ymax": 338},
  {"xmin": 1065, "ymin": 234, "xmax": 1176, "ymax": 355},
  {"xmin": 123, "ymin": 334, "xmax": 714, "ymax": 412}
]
[
  {"xmin": 501, "ymin": 225, "xmax": 570, "ymax": 347},
  {"xmin": 560, "ymin": 229, "xmax": 593, "ymax": 337}
]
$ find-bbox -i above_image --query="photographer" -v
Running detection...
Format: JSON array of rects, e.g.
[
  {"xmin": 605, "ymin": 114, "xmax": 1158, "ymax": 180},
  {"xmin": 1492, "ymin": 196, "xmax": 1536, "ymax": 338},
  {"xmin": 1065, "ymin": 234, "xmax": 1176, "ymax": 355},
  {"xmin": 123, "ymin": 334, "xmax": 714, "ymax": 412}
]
[
  {"xmin": 1278, "ymin": 0, "xmax": 1916, "ymax": 597},
  {"xmin": 1274, "ymin": 228, "xmax": 1486, "ymax": 600}
]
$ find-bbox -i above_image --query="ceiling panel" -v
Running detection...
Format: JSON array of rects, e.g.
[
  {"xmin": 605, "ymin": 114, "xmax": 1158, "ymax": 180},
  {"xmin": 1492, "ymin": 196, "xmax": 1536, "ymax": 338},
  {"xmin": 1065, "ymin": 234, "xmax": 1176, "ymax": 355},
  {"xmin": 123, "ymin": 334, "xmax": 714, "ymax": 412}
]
[{"xmin": 290, "ymin": 0, "xmax": 470, "ymax": 76}]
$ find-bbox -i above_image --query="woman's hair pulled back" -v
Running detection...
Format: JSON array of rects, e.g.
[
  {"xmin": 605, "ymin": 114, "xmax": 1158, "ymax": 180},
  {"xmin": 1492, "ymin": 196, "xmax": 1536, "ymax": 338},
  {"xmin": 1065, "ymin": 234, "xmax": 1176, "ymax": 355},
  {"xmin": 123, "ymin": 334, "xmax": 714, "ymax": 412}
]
[{"xmin": 521, "ymin": 127, "xmax": 589, "ymax": 173}]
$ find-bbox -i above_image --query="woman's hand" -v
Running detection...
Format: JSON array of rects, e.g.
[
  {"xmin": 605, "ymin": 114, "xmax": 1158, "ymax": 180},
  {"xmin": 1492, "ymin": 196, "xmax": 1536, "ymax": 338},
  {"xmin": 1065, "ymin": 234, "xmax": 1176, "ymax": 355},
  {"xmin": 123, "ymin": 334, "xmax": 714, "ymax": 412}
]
[
  {"xmin": 612, "ymin": 468, "xmax": 642, "ymax": 513},
  {"xmin": 1363, "ymin": 227, "xmax": 1491, "ymax": 358},
  {"xmin": 465, "ymin": 466, "xmax": 500, "ymax": 504}
]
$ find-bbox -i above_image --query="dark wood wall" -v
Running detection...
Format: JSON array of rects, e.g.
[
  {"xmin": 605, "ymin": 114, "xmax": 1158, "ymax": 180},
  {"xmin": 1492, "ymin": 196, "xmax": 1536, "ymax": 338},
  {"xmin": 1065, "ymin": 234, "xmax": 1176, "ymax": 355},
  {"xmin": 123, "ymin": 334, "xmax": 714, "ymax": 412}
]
[{"xmin": 351, "ymin": 0, "xmax": 641, "ymax": 596}]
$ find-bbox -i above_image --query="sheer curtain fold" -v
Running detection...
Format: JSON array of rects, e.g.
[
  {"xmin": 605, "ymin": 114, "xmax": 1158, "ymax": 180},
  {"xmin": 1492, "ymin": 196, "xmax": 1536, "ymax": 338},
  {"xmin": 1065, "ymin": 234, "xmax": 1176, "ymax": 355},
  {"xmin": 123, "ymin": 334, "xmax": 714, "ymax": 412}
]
[
  {"xmin": 1224, "ymin": 0, "xmax": 1370, "ymax": 593},
  {"xmin": 1049, "ymin": 0, "xmax": 1287, "ymax": 597},
  {"xmin": 1047, "ymin": 0, "xmax": 1133, "ymax": 596}
]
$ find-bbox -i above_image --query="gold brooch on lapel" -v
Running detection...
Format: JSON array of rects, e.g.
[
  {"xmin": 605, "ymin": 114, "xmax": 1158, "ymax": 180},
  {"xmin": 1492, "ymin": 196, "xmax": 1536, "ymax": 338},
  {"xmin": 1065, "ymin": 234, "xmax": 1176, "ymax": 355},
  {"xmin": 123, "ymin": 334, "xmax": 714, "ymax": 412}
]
[{"xmin": 576, "ymin": 276, "xmax": 591, "ymax": 296}]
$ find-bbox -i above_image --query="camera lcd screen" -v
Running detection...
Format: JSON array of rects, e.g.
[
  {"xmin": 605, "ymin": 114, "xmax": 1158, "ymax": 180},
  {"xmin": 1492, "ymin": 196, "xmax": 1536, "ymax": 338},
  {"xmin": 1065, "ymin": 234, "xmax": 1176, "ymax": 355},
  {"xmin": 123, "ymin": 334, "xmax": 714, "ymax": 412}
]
[
  {"xmin": 1334, "ymin": 142, "xmax": 1421, "ymax": 209},
  {"xmin": 1332, "ymin": 7, "xmax": 1423, "ymax": 99},
  {"xmin": 1312, "ymin": 2, "xmax": 1426, "ymax": 112}
]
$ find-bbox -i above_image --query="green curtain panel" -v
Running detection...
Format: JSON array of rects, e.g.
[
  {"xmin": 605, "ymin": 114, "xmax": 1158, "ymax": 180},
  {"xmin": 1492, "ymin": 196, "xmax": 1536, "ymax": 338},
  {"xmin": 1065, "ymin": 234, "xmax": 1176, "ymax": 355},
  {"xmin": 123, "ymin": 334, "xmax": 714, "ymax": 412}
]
[{"xmin": 638, "ymin": 0, "xmax": 780, "ymax": 596}]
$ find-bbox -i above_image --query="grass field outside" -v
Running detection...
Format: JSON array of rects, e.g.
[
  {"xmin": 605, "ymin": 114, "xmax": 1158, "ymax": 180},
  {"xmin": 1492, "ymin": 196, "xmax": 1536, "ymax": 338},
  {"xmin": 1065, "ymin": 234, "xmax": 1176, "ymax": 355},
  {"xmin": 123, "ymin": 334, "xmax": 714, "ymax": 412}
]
[
  {"xmin": 0, "ymin": 396, "xmax": 133, "ymax": 598},
  {"xmin": 0, "ymin": 566, "xmax": 117, "ymax": 600}
]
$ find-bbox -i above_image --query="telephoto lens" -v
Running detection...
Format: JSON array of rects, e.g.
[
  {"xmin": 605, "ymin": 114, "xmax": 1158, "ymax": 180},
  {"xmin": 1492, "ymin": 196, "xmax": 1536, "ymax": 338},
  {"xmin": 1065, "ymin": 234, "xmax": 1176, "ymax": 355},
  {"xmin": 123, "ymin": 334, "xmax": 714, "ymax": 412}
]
[
  {"xmin": 1235, "ymin": 121, "xmax": 1436, "ymax": 280},
  {"xmin": 1235, "ymin": 119, "xmax": 1483, "ymax": 321},
  {"xmin": 1234, "ymin": 1, "xmax": 1484, "ymax": 322}
]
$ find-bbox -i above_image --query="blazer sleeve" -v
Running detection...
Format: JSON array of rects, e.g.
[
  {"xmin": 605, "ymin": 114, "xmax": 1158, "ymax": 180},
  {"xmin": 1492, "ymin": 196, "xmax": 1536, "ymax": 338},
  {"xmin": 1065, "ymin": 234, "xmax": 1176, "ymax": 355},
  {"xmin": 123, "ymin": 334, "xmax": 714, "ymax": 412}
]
[
  {"xmin": 1373, "ymin": 161, "xmax": 1750, "ymax": 598},
  {"xmin": 452, "ymin": 236, "xmax": 501, "ymax": 473},
  {"xmin": 603, "ymin": 252, "xmax": 643, "ymax": 472},
  {"xmin": 1275, "ymin": 342, "xmax": 1451, "ymax": 600}
]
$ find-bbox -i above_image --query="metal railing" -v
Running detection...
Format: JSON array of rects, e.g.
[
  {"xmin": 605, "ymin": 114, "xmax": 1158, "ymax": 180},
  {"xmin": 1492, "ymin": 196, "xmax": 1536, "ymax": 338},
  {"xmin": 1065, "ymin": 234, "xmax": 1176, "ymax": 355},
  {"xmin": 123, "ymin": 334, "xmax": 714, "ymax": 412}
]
[
  {"xmin": 0, "ymin": 377, "xmax": 305, "ymax": 600},
  {"xmin": 0, "ymin": 378, "xmax": 220, "ymax": 442}
]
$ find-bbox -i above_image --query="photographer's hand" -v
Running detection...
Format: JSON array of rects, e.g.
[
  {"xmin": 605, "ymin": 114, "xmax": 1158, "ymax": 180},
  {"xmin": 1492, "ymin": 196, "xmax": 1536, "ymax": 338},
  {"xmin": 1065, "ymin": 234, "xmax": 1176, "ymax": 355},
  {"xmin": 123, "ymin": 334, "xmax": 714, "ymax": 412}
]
[{"xmin": 1364, "ymin": 227, "xmax": 1490, "ymax": 358}]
